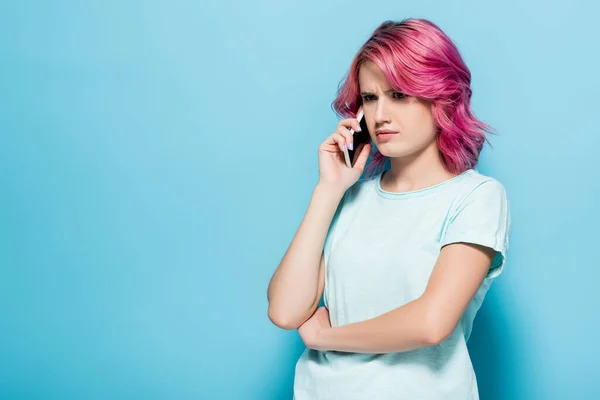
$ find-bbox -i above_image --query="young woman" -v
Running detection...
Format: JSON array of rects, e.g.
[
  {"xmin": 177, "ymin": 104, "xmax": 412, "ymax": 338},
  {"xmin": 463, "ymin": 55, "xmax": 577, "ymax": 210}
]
[{"xmin": 267, "ymin": 18, "xmax": 511, "ymax": 399}]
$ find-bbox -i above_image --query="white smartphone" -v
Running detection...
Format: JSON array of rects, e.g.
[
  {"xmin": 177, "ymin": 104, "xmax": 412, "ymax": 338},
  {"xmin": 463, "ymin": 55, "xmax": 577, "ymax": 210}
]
[{"xmin": 342, "ymin": 106, "xmax": 371, "ymax": 168}]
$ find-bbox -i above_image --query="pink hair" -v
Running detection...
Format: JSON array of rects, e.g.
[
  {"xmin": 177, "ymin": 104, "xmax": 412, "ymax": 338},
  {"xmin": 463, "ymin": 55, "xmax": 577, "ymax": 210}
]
[{"xmin": 331, "ymin": 18, "xmax": 496, "ymax": 179}]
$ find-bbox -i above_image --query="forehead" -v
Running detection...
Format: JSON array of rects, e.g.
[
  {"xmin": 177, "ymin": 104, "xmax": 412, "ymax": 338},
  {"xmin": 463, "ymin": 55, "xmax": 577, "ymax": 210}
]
[{"xmin": 358, "ymin": 61, "xmax": 392, "ymax": 91}]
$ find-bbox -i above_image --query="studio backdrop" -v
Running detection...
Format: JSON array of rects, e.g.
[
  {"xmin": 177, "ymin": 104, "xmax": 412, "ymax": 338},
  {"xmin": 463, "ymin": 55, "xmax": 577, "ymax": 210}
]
[{"xmin": 1, "ymin": 1, "xmax": 598, "ymax": 399}]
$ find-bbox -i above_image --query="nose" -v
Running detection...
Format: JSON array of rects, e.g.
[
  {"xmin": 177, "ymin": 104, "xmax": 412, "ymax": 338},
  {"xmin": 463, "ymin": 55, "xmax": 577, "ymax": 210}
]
[{"xmin": 373, "ymin": 98, "xmax": 391, "ymax": 125}]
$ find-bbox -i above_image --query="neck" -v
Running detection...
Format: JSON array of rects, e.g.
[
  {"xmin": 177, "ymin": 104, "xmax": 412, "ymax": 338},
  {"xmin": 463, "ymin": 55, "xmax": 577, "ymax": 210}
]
[{"xmin": 382, "ymin": 141, "xmax": 457, "ymax": 193}]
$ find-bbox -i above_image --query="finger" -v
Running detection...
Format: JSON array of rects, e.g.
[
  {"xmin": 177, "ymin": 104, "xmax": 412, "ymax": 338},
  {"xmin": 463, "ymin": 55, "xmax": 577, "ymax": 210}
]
[
  {"xmin": 337, "ymin": 126, "xmax": 354, "ymax": 151},
  {"xmin": 334, "ymin": 134, "xmax": 347, "ymax": 153},
  {"xmin": 339, "ymin": 118, "xmax": 362, "ymax": 132},
  {"xmin": 321, "ymin": 133, "xmax": 348, "ymax": 153}
]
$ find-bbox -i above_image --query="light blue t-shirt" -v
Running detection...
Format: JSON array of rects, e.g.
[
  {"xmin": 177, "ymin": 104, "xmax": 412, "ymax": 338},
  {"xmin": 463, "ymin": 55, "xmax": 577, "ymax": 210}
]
[{"xmin": 293, "ymin": 168, "xmax": 511, "ymax": 400}]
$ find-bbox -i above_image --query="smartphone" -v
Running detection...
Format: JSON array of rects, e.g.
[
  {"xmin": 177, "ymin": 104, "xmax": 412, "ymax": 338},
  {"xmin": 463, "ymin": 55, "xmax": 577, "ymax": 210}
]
[{"xmin": 342, "ymin": 106, "xmax": 371, "ymax": 168}]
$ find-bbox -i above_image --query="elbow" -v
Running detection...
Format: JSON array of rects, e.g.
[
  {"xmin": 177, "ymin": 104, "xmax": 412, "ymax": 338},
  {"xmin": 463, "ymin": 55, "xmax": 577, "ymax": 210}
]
[
  {"xmin": 423, "ymin": 324, "xmax": 450, "ymax": 346},
  {"xmin": 420, "ymin": 301, "xmax": 452, "ymax": 346},
  {"xmin": 268, "ymin": 306, "xmax": 301, "ymax": 330}
]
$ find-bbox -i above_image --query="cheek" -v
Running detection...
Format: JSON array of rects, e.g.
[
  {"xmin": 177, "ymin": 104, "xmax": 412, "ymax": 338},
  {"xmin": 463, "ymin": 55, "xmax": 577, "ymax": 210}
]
[
  {"xmin": 401, "ymin": 109, "xmax": 435, "ymax": 135},
  {"xmin": 415, "ymin": 108, "xmax": 437, "ymax": 137}
]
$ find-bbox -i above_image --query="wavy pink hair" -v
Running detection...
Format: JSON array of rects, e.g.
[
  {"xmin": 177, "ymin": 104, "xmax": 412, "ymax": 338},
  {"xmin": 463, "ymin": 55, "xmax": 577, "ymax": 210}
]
[{"xmin": 331, "ymin": 18, "xmax": 496, "ymax": 178}]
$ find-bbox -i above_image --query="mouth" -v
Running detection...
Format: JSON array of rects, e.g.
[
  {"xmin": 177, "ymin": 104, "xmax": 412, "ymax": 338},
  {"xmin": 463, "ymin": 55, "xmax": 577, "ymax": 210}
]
[
  {"xmin": 376, "ymin": 130, "xmax": 399, "ymax": 140},
  {"xmin": 376, "ymin": 130, "xmax": 399, "ymax": 135}
]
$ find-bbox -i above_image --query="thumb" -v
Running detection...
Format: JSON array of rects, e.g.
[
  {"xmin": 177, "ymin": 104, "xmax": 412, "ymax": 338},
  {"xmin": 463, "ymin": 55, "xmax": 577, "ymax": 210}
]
[{"xmin": 352, "ymin": 143, "xmax": 372, "ymax": 170}]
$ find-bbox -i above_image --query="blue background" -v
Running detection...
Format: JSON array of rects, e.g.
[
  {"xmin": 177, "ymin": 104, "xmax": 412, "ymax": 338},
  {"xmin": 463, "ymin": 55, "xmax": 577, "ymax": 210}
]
[{"xmin": 1, "ymin": 1, "xmax": 598, "ymax": 399}]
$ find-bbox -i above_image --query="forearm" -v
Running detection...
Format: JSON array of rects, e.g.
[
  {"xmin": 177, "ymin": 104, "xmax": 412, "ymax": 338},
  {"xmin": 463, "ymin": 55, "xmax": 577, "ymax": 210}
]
[
  {"xmin": 318, "ymin": 298, "xmax": 441, "ymax": 353},
  {"xmin": 267, "ymin": 183, "xmax": 345, "ymax": 329}
]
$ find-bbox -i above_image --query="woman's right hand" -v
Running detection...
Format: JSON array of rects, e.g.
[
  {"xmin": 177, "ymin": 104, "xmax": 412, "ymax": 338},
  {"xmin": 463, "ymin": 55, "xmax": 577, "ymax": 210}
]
[{"xmin": 317, "ymin": 117, "xmax": 372, "ymax": 192}]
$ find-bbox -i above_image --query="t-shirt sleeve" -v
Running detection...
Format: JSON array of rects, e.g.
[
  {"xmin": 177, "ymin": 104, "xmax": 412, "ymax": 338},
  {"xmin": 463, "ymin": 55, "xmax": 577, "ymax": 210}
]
[{"xmin": 439, "ymin": 180, "xmax": 511, "ymax": 279}]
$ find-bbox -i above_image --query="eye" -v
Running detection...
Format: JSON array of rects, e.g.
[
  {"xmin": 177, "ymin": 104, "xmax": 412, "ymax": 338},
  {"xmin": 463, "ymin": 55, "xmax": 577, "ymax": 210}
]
[
  {"xmin": 361, "ymin": 92, "xmax": 407, "ymax": 103},
  {"xmin": 362, "ymin": 95, "xmax": 376, "ymax": 102}
]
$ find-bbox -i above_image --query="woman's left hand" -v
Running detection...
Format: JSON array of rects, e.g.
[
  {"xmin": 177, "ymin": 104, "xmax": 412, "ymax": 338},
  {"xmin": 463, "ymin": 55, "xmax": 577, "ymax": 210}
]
[{"xmin": 298, "ymin": 306, "xmax": 332, "ymax": 351}]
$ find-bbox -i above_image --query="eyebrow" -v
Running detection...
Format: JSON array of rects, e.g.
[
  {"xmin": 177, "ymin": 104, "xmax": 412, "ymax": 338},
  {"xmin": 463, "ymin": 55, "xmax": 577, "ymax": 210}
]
[{"xmin": 360, "ymin": 89, "xmax": 397, "ymax": 95}]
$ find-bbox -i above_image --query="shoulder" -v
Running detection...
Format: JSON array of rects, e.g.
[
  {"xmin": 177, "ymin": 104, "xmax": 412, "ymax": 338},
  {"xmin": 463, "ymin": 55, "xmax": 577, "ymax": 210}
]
[{"xmin": 452, "ymin": 169, "xmax": 508, "ymax": 204}]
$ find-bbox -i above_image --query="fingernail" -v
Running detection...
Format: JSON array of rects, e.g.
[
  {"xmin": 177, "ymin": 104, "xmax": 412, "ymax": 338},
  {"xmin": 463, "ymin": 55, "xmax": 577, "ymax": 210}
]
[
  {"xmin": 342, "ymin": 144, "xmax": 347, "ymax": 151},
  {"xmin": 356, "ymin": 125, "xmax": 361, "ymax": 131},
  {"xmin": 348, "ymin": 142, "xmax": 353, "ymax": 150}
]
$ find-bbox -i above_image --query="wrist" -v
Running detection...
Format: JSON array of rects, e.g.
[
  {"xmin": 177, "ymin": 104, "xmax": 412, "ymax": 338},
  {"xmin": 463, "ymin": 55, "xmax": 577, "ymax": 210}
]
[
  {"xmin": 314, "ymin": 181, "xmax": 346, "ymax": 198},
  {"xmin": 315, "ymin": 327, "xmax": 334, "ymax": 352}
]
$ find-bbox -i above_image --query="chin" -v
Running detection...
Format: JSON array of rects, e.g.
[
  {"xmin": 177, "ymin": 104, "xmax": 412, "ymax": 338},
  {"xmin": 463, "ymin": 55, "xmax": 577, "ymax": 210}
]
[
  {"xmin": 377, "ymin": 144, "xmax": 415, "ymax": 158},
  {"xmin": 378, "ymin": 140, "xmax": 435, "ymax": 159}
]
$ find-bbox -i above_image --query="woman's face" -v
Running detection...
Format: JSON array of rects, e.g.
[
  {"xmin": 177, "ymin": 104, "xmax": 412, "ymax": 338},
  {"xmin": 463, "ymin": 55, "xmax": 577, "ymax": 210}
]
[{"xmin": 358, "ymin": 60, "xmax": 438, "ymax": 159}]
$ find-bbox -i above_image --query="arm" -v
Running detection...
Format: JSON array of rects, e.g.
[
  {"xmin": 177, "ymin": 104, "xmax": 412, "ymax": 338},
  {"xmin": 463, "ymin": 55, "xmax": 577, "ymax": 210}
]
[
  {"xmin": 312, "ymin": 242, "xmax": 496, "ymax": 352},
  {"xmin": 267, "ymin": 183, "xmax": 345, "ymax": 330}
]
